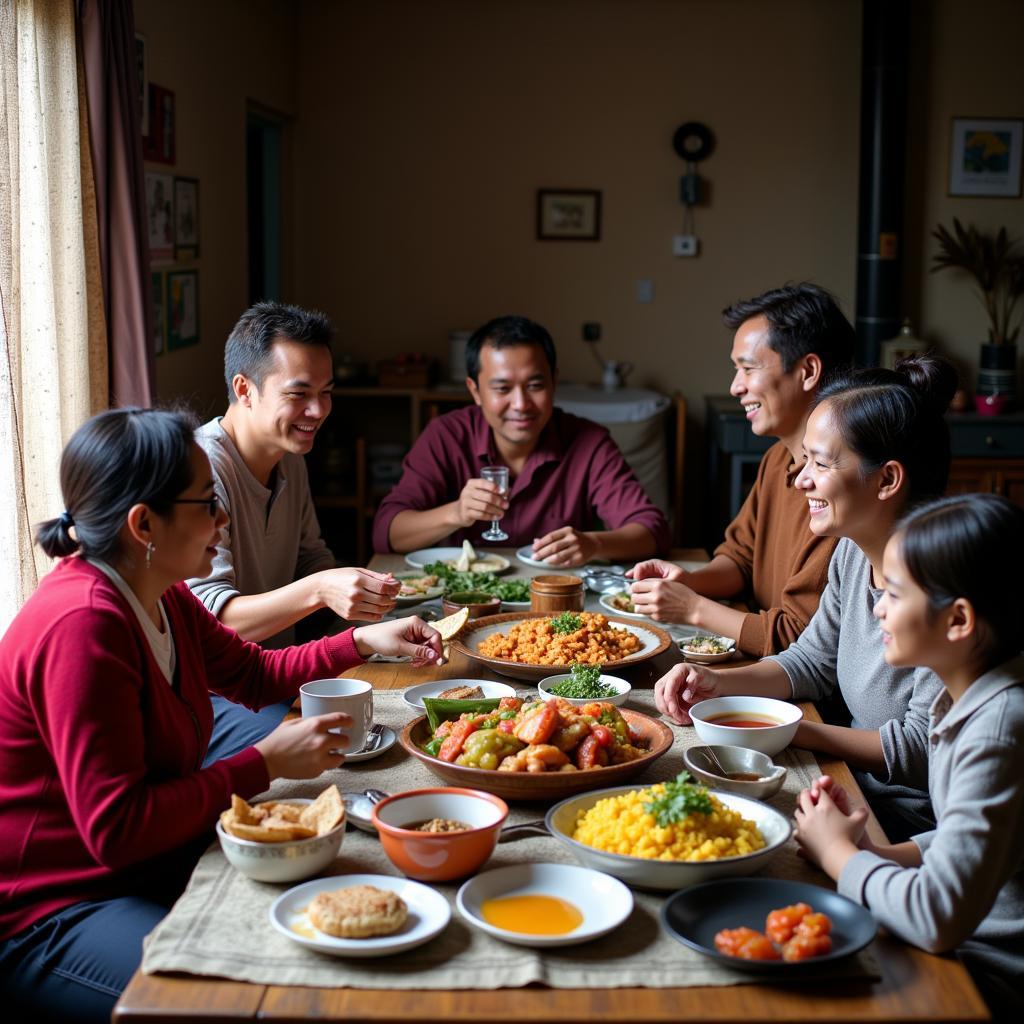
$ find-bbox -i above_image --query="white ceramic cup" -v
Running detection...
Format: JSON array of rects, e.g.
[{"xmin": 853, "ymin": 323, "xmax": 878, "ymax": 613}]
[{"xmin": 299, "ymin": 678, "xmax": 373, "ymax": 754}]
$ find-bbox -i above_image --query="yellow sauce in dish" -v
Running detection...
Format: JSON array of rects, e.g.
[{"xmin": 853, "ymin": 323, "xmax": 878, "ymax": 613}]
[{"xmin": 481, "ymin": 894, "xmax": 583, "ymax": 934}]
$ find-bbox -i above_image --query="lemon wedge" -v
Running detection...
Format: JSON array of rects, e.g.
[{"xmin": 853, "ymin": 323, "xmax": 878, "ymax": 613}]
[{"xmin": 433, "ymin": 606, "xmax": 470, "ymax": 641}]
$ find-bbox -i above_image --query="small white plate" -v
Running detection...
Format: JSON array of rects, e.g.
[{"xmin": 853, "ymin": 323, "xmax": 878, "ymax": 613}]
[
  {"xmin": 403, "ymin": 679, "xmax": 518, "ymax": 712},
  {"xmin": 456, "ymin": 862, "xmax": 633, "ymax": 947},
  {"xmin": 405, "ymin": 548, "xmax": 510, "ymax": 573},
  {"xmin": 679, "ymin": 634, "xmax": 737, "ymax": 664},
  {"xmin": 344, "ymin": 725, "xmax": 397, "ymax": 763},
  {"xmin": 393, "ymin": 571, "xmax": 445, "ymax": 606},
  {"xmin": 538, "ymin": 673, "xmax": 630, "ymax": 707},
  {"xmin": 502, "ymin": 599, "xmax": 532, "ymax": 610},
  {"xmin": 269, "ymin": 873, "xmax": 450, "ymax": 957},
  {"xmin": 516, "ymin": 545, "xmax": 555, "ymax": 568},
  {"xmin": 598, "ymin": 591, "xmax": 649, "ymax": 619}
]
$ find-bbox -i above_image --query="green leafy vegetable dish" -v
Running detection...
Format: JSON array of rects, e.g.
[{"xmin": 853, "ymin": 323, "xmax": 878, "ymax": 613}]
[
  {"xmin": 424, "ymin": 561, "xmax": 531, "ymax": 602},
  {"xmin": 544, "ymin": 662, "xmax": 618, "ymax": 699}
]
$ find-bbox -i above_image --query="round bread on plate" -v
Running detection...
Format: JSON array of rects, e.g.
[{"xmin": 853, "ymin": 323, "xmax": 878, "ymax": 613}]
[{"xmin": 308, "ymin": 884, "xmax": 408, "ymax": 938}]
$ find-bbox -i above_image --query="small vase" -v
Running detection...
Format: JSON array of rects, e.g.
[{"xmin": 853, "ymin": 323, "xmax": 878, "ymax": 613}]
[{"xmin": 977, "ymin": 342, "xmax": 1017, "ymax": 410}]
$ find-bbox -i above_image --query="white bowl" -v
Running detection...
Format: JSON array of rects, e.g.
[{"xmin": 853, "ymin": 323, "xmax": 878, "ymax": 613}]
[
  {"xmin": 216, "ymin": 798, "xmax": 345, "ymax": 883},
  {"xmin": 545, "ymin": 785, "xmax": 792, "ymax": 891},
  {"xmin": 679, "ymin": 634, "xmax": 737, "ymax": 664},
  {"xmin": 690, "ymin": 696, "xmax": 802, "ymax": 756},
  {"xmin": 456, "ymin": 862, "xmax": 633, "ymax": 947},
  {"xmin": 537, "ymin": 673, "xmax": 631, "ymax": 707},
  {"xmin": 402, "ymin": 679, "xmax": 517, "ymax": 712}
]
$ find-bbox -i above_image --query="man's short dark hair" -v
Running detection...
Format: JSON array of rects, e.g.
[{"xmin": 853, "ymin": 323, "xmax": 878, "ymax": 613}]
[
  {"xmin": 224, "ymin": 302, "xmax": 333, "ymax": 403},
  {"xmin": 722, "ymin": 283, "xmax": 855, "ymax": 379},
  {"xmin": 465, "ymin": 315, "xmax": 558, "ymax": 382}
]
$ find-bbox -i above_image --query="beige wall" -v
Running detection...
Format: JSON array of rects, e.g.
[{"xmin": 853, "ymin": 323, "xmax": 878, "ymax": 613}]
[
  {"xmin": 135, "ymin": 0, "xmax": 297, "ymax": 418},
  {"xmin": 905, "ymin": 0, "xmax": 1024, "ymax": 382}
]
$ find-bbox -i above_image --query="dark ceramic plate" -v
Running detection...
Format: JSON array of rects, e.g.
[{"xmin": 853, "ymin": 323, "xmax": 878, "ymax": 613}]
[{"xmin": 660, "ymin": 878, "xmax": 877, "ymax": 973}]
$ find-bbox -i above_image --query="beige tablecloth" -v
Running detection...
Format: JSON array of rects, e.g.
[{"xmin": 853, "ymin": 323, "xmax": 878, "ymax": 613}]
[{"xmin": 142, "ymin": 690, "xmax": 879, "ymax": 989}]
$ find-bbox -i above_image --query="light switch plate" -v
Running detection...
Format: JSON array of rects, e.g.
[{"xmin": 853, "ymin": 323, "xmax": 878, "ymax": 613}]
[{"xmin": 673, "ymin": 234, "xmax": 699, "ymax": 257}]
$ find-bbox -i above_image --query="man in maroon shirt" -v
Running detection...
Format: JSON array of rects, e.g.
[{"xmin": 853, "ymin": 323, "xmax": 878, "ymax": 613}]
[{"xmin": 372, "ymin": 316, "xmax": 669, "ymax": 567}]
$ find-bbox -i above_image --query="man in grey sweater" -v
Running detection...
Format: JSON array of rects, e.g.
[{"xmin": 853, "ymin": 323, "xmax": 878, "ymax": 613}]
[{"xmin": 188, "ymin": 302, "xmax": 400, "ymax": 759}]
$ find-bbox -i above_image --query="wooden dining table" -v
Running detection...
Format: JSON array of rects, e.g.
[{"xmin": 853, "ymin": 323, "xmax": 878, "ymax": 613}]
[{"xmin": 113, "ymin": 549, "xmax": 990, "ymax": 1022}]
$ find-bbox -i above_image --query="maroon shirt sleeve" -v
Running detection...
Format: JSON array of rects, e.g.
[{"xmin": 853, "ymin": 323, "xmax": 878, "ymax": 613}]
[
  {"xmin": 584, "ymin": 427, "xmax": 671, "ymax": 554},
  {"xmin": 372, "ymin": 414, "xmax": 472, "ymax": 552}
]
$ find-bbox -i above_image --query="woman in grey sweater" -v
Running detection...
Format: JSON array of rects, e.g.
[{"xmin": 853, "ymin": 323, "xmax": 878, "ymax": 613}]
[
  {"xmin": 795, "ymin": 494, "xmax": 1024, "ymax": 1017},
  {"xmin": 654, "ymin": 356, "xmax": 957, "ymax": 839}
]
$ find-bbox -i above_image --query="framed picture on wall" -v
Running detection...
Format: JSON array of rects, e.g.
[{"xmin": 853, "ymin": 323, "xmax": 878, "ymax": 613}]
[
  {"xmin": 174, "ymin": 177, "xmax": 199, "ymax": 258},
  {"xmin": 948, "ymin": 117, "xmax": 1023, "ymax": 197},
  {"xmin": 151, "ymin": 270, "xmax": 165, "ymax": 355},
  {"xmin": 536, "ymin": 189, "xmax": 602, "ymax": 240},
  {"xmin": 142, "ymin": 84, "xmax": 176, "ymax": 164},
  {"xmin": 167, "ymin": 270, "xmax": 199, "ymax": 350},
  {"xmin": 145, "ymin": 171, "xmax": 174, "ymax": 261}
]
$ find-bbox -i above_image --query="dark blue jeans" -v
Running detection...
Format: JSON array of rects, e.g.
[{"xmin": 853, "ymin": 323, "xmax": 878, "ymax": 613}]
[
  {"xmin": 0, "ymin": 897, "xmax": 170, "ymax": 1023},
  {"xmin": 203, "ymin": 695, "xmax": 294, "ymax": 766}
]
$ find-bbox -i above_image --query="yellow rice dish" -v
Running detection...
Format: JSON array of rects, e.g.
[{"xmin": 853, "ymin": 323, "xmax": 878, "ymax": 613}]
[{"xmin": 571, "ymin": 782, "xmax": 765, "ymax": 861}]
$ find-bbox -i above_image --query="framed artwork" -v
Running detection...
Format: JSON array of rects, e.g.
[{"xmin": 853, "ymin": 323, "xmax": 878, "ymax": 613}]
[
  {"xmin": 145, "ymin": 171, "xmax": 174, "ymax": 261},
  {"xmin": 536, "ymin": 189, "xmax": 602, "ymax": 240},
  {"xmin": 135, "ymin": 33, "xmax": 148, "ymax": 136},
  {"xmin": 142, "ymin": 84, "xmax": 176, "ymax": 164},
  {"xmin": 167, "ymin": 270, "xmax": 199, "ymax": 350},
  {"xmin": 151, "ymin": 270, "xmax": 165, "ymax": 355},
  {"xmin": 948, "ymin": 117, "xmax": 1023, "ymax": 197},
  {"xmin": 174, "ymin": 177, "xmax": 199, "ymax": 258}
]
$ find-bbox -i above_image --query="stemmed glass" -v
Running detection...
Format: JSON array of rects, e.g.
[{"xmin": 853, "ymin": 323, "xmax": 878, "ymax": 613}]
[{"xmin": 480, "ymin": 465, "xmax": 509, "ymax": 542}]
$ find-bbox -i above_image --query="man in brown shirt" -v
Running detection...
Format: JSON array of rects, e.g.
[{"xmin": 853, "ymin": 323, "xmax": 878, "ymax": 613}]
[{"xmin": 629, "ymin": 283, "xmax": 857, "ymax": 656}]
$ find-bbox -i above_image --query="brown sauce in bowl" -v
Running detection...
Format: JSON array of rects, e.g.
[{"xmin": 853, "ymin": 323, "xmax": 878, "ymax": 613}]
[{"xmin": 405, "ymin": 818, "xmax": 471, "ymax": 833}]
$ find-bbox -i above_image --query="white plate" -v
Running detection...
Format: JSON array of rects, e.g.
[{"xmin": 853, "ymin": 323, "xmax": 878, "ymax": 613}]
[
  {"xmin": 679, "ymin": 634, "xmax": 737, "ymax": 664},
  {"xmin": 598, "ymin": 591, "xmax": 649, "ymax": 619},
  {"xmin": 269, "ymin": 873, "xmax": 451, "ymax": 957},
  {"xmin": 516, "ymin": 546, "xmax": 556, "ymax": 568},
  {"xmin": 538, "ymin": 673, "xmax": 630, "ymax": 707},
  {"xmin": 393, "ymin": 571, "xmax": 445, "ymax": 606},
  {"xmin": 404, "ymin": 548, "xmax": 511, "ymax": 573},
  {"xmin": 402, "ymin": 679, "xmax": 518, "ymax": 712},
  {"xmin": 456, "ymin": 863, "xmax": 633, "ymax": 947},
  {"xmin": 344, "ymin": 725, "xmax": 397, "ymax": 763}
]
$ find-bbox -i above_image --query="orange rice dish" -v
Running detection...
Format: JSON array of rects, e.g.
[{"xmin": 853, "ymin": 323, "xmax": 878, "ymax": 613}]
[{"xmin": 477, "ymin": 612, "xmax": 641, "ymax": 666}]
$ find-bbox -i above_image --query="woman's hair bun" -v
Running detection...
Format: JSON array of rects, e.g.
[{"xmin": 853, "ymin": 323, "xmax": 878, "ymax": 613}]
[{"xmin": 893, "ymin": 353, "xmax": 958, "ymax": 415}]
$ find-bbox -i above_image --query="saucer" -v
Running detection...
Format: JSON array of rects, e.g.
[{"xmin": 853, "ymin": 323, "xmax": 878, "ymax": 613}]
[{"xmin": 344, "ymin": 725, "xmax": 396, "ymax": 763}]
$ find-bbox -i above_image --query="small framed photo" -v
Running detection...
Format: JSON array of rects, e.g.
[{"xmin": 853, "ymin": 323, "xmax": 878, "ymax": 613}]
[
  {"xmin": 537, "ymin": 189, "xmax": 602, "ymax": 240},
  {"xmin": 145, "ymin": 171, "xmax": 174, "ymax": 261},
  {"xmin": 174, "ymin": 176, "xmax": 199, "ymax": 258},
  {"xmin": 948, "ymin": 117, "xmax": 1023, "ymax": 197},
  {"xmin": 151, "ymin": 270, "xmax": 165, "ymax": 355},
  {"xmin": 167, "ymin": 270, "xmax": 199, "ymax": 350},
  {"xmin": 142, "ymin": 83, "xmax": 176, "ymax": 164}
]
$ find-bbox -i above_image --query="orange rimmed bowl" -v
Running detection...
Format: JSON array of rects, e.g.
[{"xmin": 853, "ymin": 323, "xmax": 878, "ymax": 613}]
[{"xmin": 371, "ymin": 788, "xmax": 508, "ymax": 881}]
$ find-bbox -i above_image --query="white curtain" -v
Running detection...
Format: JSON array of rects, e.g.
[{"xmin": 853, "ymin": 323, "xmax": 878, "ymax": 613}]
[{"xmin": 0, "ymin": 0, "xmax": 108, "ymax": 632}]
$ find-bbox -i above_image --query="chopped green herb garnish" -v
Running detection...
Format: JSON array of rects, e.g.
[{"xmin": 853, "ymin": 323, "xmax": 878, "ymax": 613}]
[
  {"xmin": 643, "ymin": 772, "xmax": 714, "ymax": 826},
  {"xmin": 551, "ymin": 612, "xmax": 584, "ymax": 635},
  {"xmin": 422, "ymin": 562, "xmax": 530, "ymax": 602},
  {"xmin": 546, "ymin": 663, "xmax": 616, "ymax": 699}
]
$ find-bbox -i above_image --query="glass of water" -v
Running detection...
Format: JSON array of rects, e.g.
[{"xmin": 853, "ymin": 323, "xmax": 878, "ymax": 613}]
[{"xmin": 480, "ymin": 465, "xmax": 509, "ymax": 542}]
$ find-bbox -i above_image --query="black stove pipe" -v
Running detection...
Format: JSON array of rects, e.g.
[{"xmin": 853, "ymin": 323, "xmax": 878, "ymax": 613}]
[{"xmin": 855, "ymin": 0, "xmax": 911, "ymax": 366}]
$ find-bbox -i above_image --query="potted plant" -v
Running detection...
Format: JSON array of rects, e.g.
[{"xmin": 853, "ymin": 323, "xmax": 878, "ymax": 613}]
[{"xmin": 931, "ymin": 219, "xmax": 1024, "ymax": 413}]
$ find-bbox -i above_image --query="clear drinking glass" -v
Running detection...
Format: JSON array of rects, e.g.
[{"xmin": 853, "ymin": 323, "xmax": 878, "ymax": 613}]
[{"xmin": 480, "ymin": 465, "xmax": 509, "ymax": 542}]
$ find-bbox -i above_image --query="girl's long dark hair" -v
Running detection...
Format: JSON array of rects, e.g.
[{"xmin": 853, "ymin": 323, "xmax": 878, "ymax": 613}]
[
  {"xmin": 896, "ymin": 493, "xmax": 1024, "ymax": 666},
  {"xmin": 35, "ymin": 407, "xmax": 198, "ymax": 562}
]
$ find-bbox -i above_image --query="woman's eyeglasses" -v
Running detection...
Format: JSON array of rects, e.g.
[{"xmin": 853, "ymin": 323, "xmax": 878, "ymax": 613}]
[{"xmin": 172, "ymin": 494, "xmax": 221, "ymax": 518}]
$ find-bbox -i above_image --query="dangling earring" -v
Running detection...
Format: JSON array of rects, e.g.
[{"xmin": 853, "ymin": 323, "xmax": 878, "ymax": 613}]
[{"xmin": 145, "ymin": 542, "xmax": 155, "ymax": 570}]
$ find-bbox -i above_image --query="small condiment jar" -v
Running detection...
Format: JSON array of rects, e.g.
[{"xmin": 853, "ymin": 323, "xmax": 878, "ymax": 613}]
[{"xmin": 530, "ymin": 575, "xmax": 585, "ymax": 614}]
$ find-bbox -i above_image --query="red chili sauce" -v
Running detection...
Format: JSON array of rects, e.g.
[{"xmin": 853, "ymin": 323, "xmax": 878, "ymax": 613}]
[{"xmin": 705, "ymin": 712, "xmax": 783, "ymax": 729}]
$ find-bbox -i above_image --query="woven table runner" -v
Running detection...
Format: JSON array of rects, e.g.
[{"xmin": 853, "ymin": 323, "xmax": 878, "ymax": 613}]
[{"xmin": 142, "ymin": 688, "xmax": 879, "ymax": 989}]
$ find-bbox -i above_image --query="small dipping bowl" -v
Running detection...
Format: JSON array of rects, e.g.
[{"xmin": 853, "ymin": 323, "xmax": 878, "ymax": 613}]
[
  {"xmin": 442, "ymin": 591, "xmax": 503, "ymax": 619},
  {"xmin": 683, "ymin": 744, "xmax": 788, "ymax": 800},
  {"xmin": 372, "ymin": 787, "xmax": 509, "ymax": 882},
  {"xmin": 690, "ymin": 696, "xmax": 802, "ymax": 756}
]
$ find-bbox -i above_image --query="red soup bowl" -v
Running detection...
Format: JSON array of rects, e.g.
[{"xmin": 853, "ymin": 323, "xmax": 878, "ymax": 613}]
[{"xmin": 371, "ymin": 788, "xmax": 509, "ymax": 882}]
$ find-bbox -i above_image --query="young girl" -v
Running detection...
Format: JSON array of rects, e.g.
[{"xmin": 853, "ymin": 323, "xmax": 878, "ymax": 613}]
[{"xmin": 795, "ymin": 493, "xmax": 1024, "ymax": 1016}]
